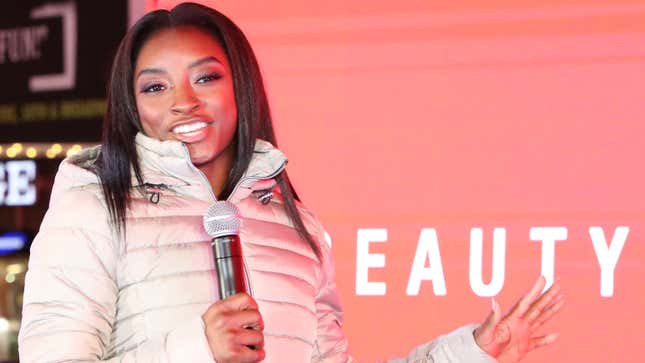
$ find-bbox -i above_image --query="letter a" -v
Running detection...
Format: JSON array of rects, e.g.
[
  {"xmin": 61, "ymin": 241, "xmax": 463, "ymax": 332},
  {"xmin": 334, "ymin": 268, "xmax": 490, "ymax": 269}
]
[{"xmin": 407, "ymin": 228, "xmax": 446, "ymax": 296}]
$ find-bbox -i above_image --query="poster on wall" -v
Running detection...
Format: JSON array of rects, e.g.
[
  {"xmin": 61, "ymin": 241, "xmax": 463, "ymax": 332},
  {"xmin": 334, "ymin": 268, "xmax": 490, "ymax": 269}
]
[{"xmin": 0, "ymin": 0, "xmax": 128, "ymax": 142}]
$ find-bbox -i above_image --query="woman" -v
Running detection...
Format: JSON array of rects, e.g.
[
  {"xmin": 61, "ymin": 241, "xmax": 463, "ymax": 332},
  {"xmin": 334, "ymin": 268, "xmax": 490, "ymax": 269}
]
[{"xmin": 18, "ymin": 2, "xmax": 563, "ymax": 362}]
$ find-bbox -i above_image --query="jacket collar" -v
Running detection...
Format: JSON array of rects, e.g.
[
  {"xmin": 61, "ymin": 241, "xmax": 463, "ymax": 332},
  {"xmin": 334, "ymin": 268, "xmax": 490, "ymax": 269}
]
[
  {"xmin": 52, "ymin": 134, "xmax": 287, "ymax": 206},
  {"xmin": 133, "ymin": 133, "xmax": 287, "ymax": 201}
]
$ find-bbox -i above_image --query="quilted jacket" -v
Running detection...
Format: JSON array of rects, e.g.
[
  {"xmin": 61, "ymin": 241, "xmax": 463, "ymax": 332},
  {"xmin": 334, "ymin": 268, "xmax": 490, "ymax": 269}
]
[{"xmin": 18, "ymin": 133, "xmax": 496, "ymax": 363}]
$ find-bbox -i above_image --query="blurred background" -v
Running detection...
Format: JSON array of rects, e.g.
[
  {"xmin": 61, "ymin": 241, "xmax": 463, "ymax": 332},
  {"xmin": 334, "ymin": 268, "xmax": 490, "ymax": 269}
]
[{"xmin": 2, "ymin": 0, "xmax": 644, "ymax": 362}]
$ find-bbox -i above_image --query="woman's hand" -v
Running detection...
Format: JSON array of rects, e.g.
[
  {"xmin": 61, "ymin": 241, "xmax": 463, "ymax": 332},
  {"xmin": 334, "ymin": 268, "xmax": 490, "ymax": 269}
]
[
  {"xmin": 474, "ymin": 276, "xmax": 565, "ymax": 363},
  {"xmin": 202, "ymin": 293, "xmax": 265, "ymax": 363}
]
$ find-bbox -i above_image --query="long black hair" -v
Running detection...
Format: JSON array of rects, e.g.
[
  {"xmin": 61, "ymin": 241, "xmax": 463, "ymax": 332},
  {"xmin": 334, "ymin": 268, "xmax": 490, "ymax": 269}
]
[{"xmin": 98, "ymin": 2, "xmax": 320, "ymax": 258}]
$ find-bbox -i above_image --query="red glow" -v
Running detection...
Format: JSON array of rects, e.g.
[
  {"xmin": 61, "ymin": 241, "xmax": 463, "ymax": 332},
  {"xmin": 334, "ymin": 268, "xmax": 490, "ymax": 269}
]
[{"xmin": 151, "ymin": 1, "xmax": 645, "ymax": 361}]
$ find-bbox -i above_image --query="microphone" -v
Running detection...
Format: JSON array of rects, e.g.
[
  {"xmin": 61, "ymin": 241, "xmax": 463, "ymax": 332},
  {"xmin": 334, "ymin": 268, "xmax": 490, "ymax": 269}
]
[{"xmin": 203, "ymin": 201, "xmax": 248, "ymax": 299}]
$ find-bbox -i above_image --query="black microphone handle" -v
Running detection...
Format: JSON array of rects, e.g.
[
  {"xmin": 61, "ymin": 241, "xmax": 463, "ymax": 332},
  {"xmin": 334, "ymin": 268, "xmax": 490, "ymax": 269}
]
[
  {"xmin": 212, "ymin": 235, "xmax": 247, "ymax": 299},
  {"xmin": 212, "ymin": 235, "xmax": 258, "ymax": 351}
]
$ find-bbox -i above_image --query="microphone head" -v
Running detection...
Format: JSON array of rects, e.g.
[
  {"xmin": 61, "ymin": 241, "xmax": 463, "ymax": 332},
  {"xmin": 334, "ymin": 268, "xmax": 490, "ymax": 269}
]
[{"xmin": 203, "ymin": 201, "xmax": 241, "ymax": 238}]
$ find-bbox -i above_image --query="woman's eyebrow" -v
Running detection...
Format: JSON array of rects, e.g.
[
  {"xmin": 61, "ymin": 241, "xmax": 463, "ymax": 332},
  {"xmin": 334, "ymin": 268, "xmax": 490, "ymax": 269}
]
[
  {"xmin": 136, "ymin": 67, "xmax": 166, "ymax": 79},
  {"xmin": 189, "ymin": 56, "xmax": 222, "ymax": 68},
  {"xmin": 136, "ymin": 56, "xmax": 222, "ymax": 79}
]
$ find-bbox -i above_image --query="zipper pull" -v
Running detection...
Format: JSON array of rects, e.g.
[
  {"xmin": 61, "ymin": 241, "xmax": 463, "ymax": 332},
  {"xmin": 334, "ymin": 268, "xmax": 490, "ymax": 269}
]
[
  {"xmin": 144, "ymin": 183, "xmax": 167, "ymax": 204},
  {"xmin": 252, "ymin": 189, "xmax": 274, "ymax": 205}
]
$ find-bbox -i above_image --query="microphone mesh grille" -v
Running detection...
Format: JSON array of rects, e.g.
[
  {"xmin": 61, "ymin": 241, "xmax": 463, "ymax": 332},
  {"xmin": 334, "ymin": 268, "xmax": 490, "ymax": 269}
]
[{"xmin": 203, "ymin": 201, "xmax": 241, "ymax": 238}]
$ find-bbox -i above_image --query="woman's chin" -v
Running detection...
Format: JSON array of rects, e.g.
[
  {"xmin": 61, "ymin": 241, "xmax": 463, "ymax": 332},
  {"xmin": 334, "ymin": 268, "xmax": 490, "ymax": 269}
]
[
  {"xmin": 189, "ymin": 154, "xmax": 212, "ymax": 167},
  {"xmin": 189, "ymin": 149, "xmax": 222, "ymax": 169},
  {"xmin": 187, "ymin": 142, "xmax": 235, "ymax": 173}
]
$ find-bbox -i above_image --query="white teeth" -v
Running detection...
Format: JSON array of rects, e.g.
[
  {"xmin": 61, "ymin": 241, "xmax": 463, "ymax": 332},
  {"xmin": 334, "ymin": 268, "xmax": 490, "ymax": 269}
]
[{"xmin": 172, "ymin": 121, "xmax": 208, "ymax": 134}]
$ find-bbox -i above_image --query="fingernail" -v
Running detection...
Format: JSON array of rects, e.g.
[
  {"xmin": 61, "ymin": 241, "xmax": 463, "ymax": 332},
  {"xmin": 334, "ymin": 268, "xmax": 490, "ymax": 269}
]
[{"xmin": 491, "ymin": 297, "xmax": 496, "ymax": 310}]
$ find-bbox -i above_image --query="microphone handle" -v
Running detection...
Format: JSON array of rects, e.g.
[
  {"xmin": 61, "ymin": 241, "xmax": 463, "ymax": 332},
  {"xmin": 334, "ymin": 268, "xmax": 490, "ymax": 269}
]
[
  {"xmin": 212, "ymin": 235, "xmax": 247, "ymax": 299},
  {"xmin": 212, "ymin": 235, "xmax": 257, "ymax": 351}
]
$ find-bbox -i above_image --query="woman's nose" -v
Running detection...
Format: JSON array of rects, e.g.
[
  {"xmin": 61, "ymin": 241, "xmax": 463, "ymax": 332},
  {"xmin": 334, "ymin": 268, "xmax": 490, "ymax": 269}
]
[{"xmin": 171, "ymin": 83, "xmax": 201, "ymax": 114}]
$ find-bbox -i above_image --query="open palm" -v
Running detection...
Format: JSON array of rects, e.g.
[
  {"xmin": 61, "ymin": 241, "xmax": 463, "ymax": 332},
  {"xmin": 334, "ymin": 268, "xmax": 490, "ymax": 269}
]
[{"xmin": 474, "ymin": 276, "xmax": 565, "ymax": 363}]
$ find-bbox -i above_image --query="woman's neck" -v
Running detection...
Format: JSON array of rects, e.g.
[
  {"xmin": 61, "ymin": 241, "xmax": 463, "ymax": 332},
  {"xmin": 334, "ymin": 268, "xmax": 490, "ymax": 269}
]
[{"xmin": 197, "ymin": 144, "xmax": 235, "ymax": 199}]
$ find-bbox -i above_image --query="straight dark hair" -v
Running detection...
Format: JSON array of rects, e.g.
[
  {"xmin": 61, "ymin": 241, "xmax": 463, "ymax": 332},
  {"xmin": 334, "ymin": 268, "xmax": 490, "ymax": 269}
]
[{"xmin": 98, "ymin": 2, "xmax": 321, "ymax": 258}]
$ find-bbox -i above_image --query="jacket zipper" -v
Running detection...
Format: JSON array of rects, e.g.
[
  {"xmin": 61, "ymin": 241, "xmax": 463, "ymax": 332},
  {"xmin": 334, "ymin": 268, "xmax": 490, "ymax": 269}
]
[
  {"xmin": 180, "ymin": 143, "xmax": 287, "ymax": 202},
  {"xmin": 180, "ymin": 145, "xmax": 217, "ymax": 203},
  {"xmin": 180, "ymin": 145, "xmax": 287, "ymax": 298}
]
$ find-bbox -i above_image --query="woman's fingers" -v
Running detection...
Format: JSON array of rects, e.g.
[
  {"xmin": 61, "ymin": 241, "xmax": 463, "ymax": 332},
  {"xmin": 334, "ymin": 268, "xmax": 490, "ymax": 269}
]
[
  {"xmin": 482, "ymin": 298, "xmax": 503, "ymax": 331},
  {"xmin": 508, "ymin": 276, "xmax": 546, "ymax": 319},
  {"xmin": 531, "ymin": 294, "xmax": 566, "ymax": 331},
  {"xmin": 225, "ymin": 308, "xmax": 264, "ymax": 331},
  {"xmin": 475, "ymin": 297, "xmax": 504, "ymax": 349},
  {"xmin": 202, "ymin": 293, "xmax": 266, "ymax": 363},
  {"xmin": 478, "ymin": 277, "xmax": 564, "ymax": 363},
  {"xmin": 235, "ymin": 328, "xmax": 265, "ymax": 347},
  {"xmin": 228, "ymin": 337, "xmax": 265, "ymax": 363},
  {"xmin": 528, "ymin": 332, "xmax": 560, "ymax": 350},
  {"xmin": 223, "ymin": 292, "xmax": 260, "ymax": 311},
  {"xmin": 523, "ymin": 279, "xmax": 561, "ymax": 323}
]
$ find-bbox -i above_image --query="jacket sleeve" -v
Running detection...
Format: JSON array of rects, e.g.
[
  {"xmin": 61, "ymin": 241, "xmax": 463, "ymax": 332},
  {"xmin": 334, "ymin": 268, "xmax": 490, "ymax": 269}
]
[
  {"xmin": 310, "ymin": 233, "xmax": 355, "ymax": 363},
  {"xmin": 387, "ymin": 324, "xmax": 498, "ymax": 363},
  {"xmin": 308, "ymin": 225, "xmax": 496, "ymax": 363},
  {"xmin": 18, "ymin": 186, "xmax": 215, "ymax": 363}
]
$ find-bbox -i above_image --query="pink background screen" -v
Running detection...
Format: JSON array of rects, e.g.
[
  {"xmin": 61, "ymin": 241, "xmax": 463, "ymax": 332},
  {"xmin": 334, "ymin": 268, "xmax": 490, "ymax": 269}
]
[{"xmin": 151, "ymin": 1, "xmax": 645, "ymax": 361}]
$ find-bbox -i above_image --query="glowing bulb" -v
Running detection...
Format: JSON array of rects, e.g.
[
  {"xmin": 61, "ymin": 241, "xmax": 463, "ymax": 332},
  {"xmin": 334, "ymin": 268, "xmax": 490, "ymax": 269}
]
[
  {"xmin": 5, "ymin": 274, "xmax": 15, "ymax": 284},
  {"xmin": 6, "ymin": 264, "xmax": 24, "ymax": 275},
  {"xmin": 51, "ymin": 143, "xmax": 62, "ymax": 153},
  {"xmin": 6, "ymin": 148, "xmax": 17, "ymax": 158},
  {"xmin": 26, "ymin": 147, "xmax": 37, "ymax": 158},
  {"xmin": 46, "ymin": 149, "xmax": 57, "ymax": 159},
  {"xmin": 11, "ymin": 143, "xmax": 22, "ymax": 153},
  {"xmin": 72, "ymin": 144, "xmax": 82, "ymax": 151},
  {"xmin": 66, "ymin": 149, "xmax": 79, "ymax": 157}
]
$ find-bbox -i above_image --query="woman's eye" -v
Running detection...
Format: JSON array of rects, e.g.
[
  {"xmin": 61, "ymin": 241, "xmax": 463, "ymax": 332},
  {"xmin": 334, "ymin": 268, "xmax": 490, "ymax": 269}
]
[
  {"xmin": 196, "ymin": 74, "xmax": 221, "ymax": 84},
  {"xmin": 142, "ymin": 83, "xmax": 166, "ymax": 93}
]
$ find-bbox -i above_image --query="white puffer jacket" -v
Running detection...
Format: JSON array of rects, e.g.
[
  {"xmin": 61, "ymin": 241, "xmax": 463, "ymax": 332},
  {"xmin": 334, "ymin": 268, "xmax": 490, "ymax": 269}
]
[{"xmin": 18, "ymin": 133, "xmax": 496, "ymax": 363}]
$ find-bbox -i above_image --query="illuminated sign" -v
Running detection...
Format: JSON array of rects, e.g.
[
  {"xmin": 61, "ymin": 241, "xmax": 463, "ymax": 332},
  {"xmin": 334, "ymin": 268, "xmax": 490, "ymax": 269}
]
[
  {"xmin": 0, "ymin": 0, "xmax": 128, "ymax": 142},
  {"xmin": 355, "ymin": 226, "xmax": 628, "ymax": 298},
  {"xmin": 0, "ymin": 2, "xmax": 77, "ymax": 91},
  {"xmin": 0, "ymin": 232, "xmax": 27, "ymax": 255},
  {"xmin": 0, "ymin": 160, "xmax": 36, "ymax": 206}
]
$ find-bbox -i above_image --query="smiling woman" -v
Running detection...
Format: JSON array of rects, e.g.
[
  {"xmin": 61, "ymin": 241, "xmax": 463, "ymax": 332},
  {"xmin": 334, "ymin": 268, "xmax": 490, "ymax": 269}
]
[
  {"xmin": 17, "ymin": 2, "xmax": 563, "ymax": 363},
  {"xmin": 133, "ymin": 26, "xmax": 238, "ymax": 195}
]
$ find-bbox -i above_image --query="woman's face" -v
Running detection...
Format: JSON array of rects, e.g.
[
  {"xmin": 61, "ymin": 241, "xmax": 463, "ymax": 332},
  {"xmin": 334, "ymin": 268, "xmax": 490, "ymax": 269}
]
[{"xmin": 133, "ymin": 26, "xmax": 237, "ymax": 168}]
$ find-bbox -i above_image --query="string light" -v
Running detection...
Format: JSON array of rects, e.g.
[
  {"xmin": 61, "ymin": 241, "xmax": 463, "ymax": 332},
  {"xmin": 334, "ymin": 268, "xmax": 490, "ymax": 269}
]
[
  {"xmin": 46, "ymin": 143, "xmax": 63, "ymax": 159},
  {"xmin": 5, "ymin": 274, "xmax": 15, "ymax": 284},
  {"xmin": 6, "ymin": 263, "xmax": 24, "ymax": 275},
  {"xmin": 0, "ymin": 142, "xmax": 94, "ymax": 159},
  {"xmin": 11, "ymin": 143, "xmax": 23, "ymax": 153},
  {"xmin": 6, "ymin": 147, "xmax": 17, "ymax": 158},
  {"xmin": 65, "ymin": 144, "xmax": 85, "ymax": 157},
  {"xmin": 26, "ymin": 147, "xmax": 37, "ymax": 158}
]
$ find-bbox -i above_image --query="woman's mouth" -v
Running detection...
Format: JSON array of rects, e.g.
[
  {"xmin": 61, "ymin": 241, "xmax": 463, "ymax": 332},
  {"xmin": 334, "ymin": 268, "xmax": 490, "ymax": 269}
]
[{"xmin": 171, "ymin": 121, "xmax": 210, "ymax": 142}]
